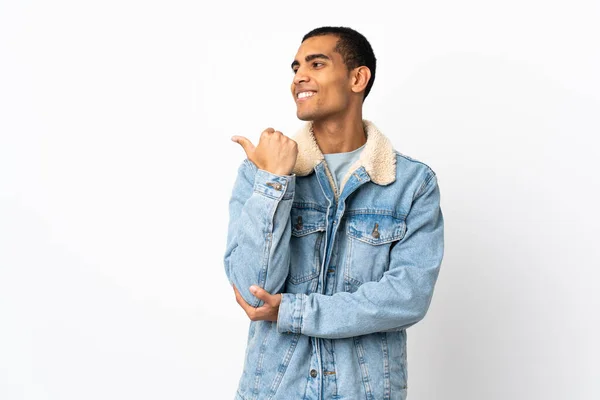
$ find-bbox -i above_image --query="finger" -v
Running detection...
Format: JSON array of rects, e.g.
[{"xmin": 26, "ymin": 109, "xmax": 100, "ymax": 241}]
[
  {"xmin": 260, "ymin": 128, "xmax": 275, "ymax": 139},
  {"xmin": 250, "ymin": 307, "xmax": 268, "ymax": 321},
  {"xmin": 231, "ymin": 135, "xmax": 255, "ymax": 156},
  {"xmin": 233, "ymin": 285, "xmax": 251, "ymax": 307},
  {"xmin": 234, "ymin": 289, "xmax": 244, "ymax": 306},
  {"xmin": 272, "ymin": 130, "xmax": 284, "ymax": 141},
  {"xmin": 235, "ymin": 293, "xmax": 255, "ymax": 316}
]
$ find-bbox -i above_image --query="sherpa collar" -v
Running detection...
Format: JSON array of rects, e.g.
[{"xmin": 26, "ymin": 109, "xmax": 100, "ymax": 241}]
[{"xmin": 291, "ymin": 119, "xmax": 397, "ymax": 189}]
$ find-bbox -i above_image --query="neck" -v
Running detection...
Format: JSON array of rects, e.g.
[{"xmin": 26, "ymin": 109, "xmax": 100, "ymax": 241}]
[{"xmin": 311, "ymin": 113, "xmax": 367, "ymax": 154}]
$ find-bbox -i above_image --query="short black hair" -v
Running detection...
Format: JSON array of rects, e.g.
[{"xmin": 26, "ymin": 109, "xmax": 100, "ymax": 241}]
[{"xmin": 302, "ymin": 26, "xmax": 377, "ymax": 102}]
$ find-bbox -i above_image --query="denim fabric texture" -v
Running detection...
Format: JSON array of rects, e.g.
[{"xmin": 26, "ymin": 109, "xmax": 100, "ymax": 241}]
[{"xmin": 224, "ymin": 120, "xmax": 444, "ymax": 400}]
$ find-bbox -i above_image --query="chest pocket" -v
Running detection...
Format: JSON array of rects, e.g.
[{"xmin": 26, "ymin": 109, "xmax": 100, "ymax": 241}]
[
  {"xmin": 288, "ymin": 206, "xmax": 326, "ymax": 287},
  {"xmin": 344, "ymin": 213, "xmax": 407, "ymax": 291}
]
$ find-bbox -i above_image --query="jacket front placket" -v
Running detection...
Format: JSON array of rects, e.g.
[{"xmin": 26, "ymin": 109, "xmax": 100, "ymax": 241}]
[{"xmin": 311, "ymin": 162, "xmax": 372, "ymax": 399}]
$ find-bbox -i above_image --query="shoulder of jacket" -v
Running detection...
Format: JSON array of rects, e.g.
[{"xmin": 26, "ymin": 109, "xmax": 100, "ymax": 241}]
[{"xmin": 394, "ymin": 150, "xmax": 437, "ymax": 178}]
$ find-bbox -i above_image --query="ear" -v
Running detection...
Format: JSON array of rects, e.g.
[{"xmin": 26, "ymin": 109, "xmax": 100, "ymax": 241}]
[{"xmin": 350, "ymin": 66, "xmax": 372, "ymax": 95}]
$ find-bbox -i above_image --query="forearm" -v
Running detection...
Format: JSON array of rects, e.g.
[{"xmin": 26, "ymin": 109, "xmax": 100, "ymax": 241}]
[
  {"xmin": 276, "ymin": 267, "xmax": 439, "ymax": 339},
  {"xmin": 224, "ymin": 160, "xmax": 295, "ymax": 307}
]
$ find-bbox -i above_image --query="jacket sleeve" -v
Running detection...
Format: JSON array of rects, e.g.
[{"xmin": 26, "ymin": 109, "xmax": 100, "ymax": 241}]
[
  {"xmin": 277, "ymin": 172, "xmax": 444, "ymax": 339},
  {"xmin": 224, "ymin": 159, "xmax": 295, "ymax": 308}
]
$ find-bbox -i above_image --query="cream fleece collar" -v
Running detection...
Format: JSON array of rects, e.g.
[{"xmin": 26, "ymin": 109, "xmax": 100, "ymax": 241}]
[{"xmin": 291, "ymin": 119, "xmax": 397, "ymax": 192}]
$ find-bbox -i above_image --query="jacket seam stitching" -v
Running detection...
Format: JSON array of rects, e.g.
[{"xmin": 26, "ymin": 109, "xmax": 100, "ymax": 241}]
[
  {"xmin": 413, "ymin": 173, "xmax": 436, "ymax": 201},
  {"xmin": 257, "ymin": 193, "xmax": 280, "ymax": 306}
]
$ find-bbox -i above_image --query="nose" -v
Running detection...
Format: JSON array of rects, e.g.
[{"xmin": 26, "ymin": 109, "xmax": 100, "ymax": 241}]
[{"xmin": 293, "ymin": 67, "xmax": 309, "ymax": 85}]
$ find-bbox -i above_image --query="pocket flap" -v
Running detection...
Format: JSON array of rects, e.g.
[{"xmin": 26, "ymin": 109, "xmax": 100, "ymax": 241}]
[
  {"xmin": 291, "ymin": 206, "xmax": 326, "ymax": 237},
  {"xmin": 347, "ymin": 214, "xmax": 406, "ymax": 245}
]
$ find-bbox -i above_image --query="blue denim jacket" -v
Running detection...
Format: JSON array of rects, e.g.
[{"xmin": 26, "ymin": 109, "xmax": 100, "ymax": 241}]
[{"xmin": 224, "ymin": 120, "xmax": 444, "ymax": 400}]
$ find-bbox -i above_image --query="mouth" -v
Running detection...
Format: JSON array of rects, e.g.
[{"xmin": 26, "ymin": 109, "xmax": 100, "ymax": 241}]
[{"xmin": 296, "ymin": 91, "xmax": 317, "ymax": 102}]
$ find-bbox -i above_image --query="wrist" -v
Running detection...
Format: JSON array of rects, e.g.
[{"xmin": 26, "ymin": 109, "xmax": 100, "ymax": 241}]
[{"xmin": 265, "ymin": 167, "xmax": 293, "ymax": 176}]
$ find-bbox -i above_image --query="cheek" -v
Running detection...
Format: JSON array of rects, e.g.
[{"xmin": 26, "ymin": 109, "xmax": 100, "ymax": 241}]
[{"xmin": 322, "ymin": 87, "xmax": 347, "ymax": 107}]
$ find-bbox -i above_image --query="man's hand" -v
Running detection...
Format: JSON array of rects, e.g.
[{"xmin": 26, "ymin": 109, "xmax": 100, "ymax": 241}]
[
  {"xmin": 233, "ymin": 284, "xmax": 282, "ymax": 322},
  {"xmin": 231, "ymin": 128, "xmax": 298, "ymax": 176}
]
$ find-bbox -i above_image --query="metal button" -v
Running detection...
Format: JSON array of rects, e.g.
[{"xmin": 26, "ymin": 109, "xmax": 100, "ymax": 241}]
[
  {"xmin": 295, "ymin": 215, "xmax": 303, "ymax": 230},
  {"xmin": 266, "ymin": 182, "xmax": 283, "ymax": 191},
  {"xmin": 310, "ymin": 369, "xmax": 318, "ymax": 378},
  {"xmin": 372, "ymin": 222, "xmax": 380, "ymax": 239}
]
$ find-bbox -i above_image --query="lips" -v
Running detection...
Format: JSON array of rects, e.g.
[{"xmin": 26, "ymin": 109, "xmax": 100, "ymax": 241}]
[{"xmin": 296, "ymin": 91, "xmax": 317, "ymax": 102}]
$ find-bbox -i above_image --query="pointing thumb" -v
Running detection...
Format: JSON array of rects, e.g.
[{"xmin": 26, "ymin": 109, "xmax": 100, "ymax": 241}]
[{"xmin": 231, "ymin": 135, "xmax": 255, "ymax": 157}]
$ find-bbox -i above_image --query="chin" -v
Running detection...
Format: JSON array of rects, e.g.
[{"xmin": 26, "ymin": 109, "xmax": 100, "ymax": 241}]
[
  {"xmin": 297, "ymin": 109, "xmax": 322, "ymax": 122},
  {"xmin": 297, "ymin": 114, "xmax": 312, "ymax": 121},
  {"xmin": 296, "ymin": 111, "xmax": 312, "ymax": 121}
]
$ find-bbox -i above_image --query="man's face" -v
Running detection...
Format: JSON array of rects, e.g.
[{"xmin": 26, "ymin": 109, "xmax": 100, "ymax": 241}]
[{"xmin": 290, "ymin": 35, "xmax": 353, "ymax": 121}]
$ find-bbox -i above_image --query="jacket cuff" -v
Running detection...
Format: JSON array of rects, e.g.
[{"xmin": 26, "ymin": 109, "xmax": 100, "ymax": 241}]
[
  {"xmin": 277, "ymin": 293, "xmax": 305, "ymax": 334},
  {"xmin": 253, "ymin": 169, "xmax": 295, "ymax": 200}
]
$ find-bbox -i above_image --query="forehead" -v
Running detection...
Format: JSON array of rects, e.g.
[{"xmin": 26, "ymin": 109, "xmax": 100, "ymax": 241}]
[{"xmin": 293, "ymin": 35, "xmax": 341, "ymax": 61}]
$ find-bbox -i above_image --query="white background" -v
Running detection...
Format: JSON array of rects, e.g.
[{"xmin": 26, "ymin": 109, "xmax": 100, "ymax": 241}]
[{"xmin": 1, "ymin": 1, "xmax": 599, "ymax": 399}]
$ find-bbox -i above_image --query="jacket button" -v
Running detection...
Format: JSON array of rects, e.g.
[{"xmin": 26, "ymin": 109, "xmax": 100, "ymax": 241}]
[
  {"xmin": 372, "ymin": 222, "xmax": 380, "ymax": 239},
  {"xmin": 266, "ymin": 182, "xmax": 283, "ymax": 191},
  {"xmin": 310, "ymin": 369, "xmax": 318, "ymax": 378}
]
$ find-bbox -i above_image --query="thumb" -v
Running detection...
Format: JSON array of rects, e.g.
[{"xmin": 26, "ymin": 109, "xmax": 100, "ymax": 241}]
[
  {"xmin": 249, "ymin": 285, "xmax": 272, "ymax": 304},
  {"xmin": 231, "ymin": 135, "xmax": 255, "ymax": 157}
]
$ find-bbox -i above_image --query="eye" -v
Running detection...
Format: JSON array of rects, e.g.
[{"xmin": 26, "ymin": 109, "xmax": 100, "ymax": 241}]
[{"xmin": 293, "ymin": 62, "xmax": 324, "ymax": 74}]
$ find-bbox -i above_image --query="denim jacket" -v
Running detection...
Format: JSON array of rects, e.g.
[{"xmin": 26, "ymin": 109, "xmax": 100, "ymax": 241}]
[{"xmin": 224, "ymin": 119, "xmax": 444, "ymax": 400}]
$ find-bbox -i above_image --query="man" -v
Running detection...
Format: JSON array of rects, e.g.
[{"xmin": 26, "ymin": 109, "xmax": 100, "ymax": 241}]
[{"xmin": 224, "ymin": 26, "xmax": 444, "ymax": 400}]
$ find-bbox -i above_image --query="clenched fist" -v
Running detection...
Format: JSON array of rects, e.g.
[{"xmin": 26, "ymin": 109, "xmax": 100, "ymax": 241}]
[{"xmin": 231, "ymin": 128, "xmax": 298, "ymax": 176}]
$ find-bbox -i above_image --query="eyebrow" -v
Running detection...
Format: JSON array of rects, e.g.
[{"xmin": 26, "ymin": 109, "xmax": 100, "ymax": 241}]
[{"xmin": 291, "ymin": 53, "xmax": 331, "ymax": 70}]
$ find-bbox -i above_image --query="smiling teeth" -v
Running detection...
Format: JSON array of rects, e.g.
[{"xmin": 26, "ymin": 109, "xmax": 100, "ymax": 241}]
[{"xmin": 298, "ymin": 92, "xmax": 315, "ymax": 99}]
